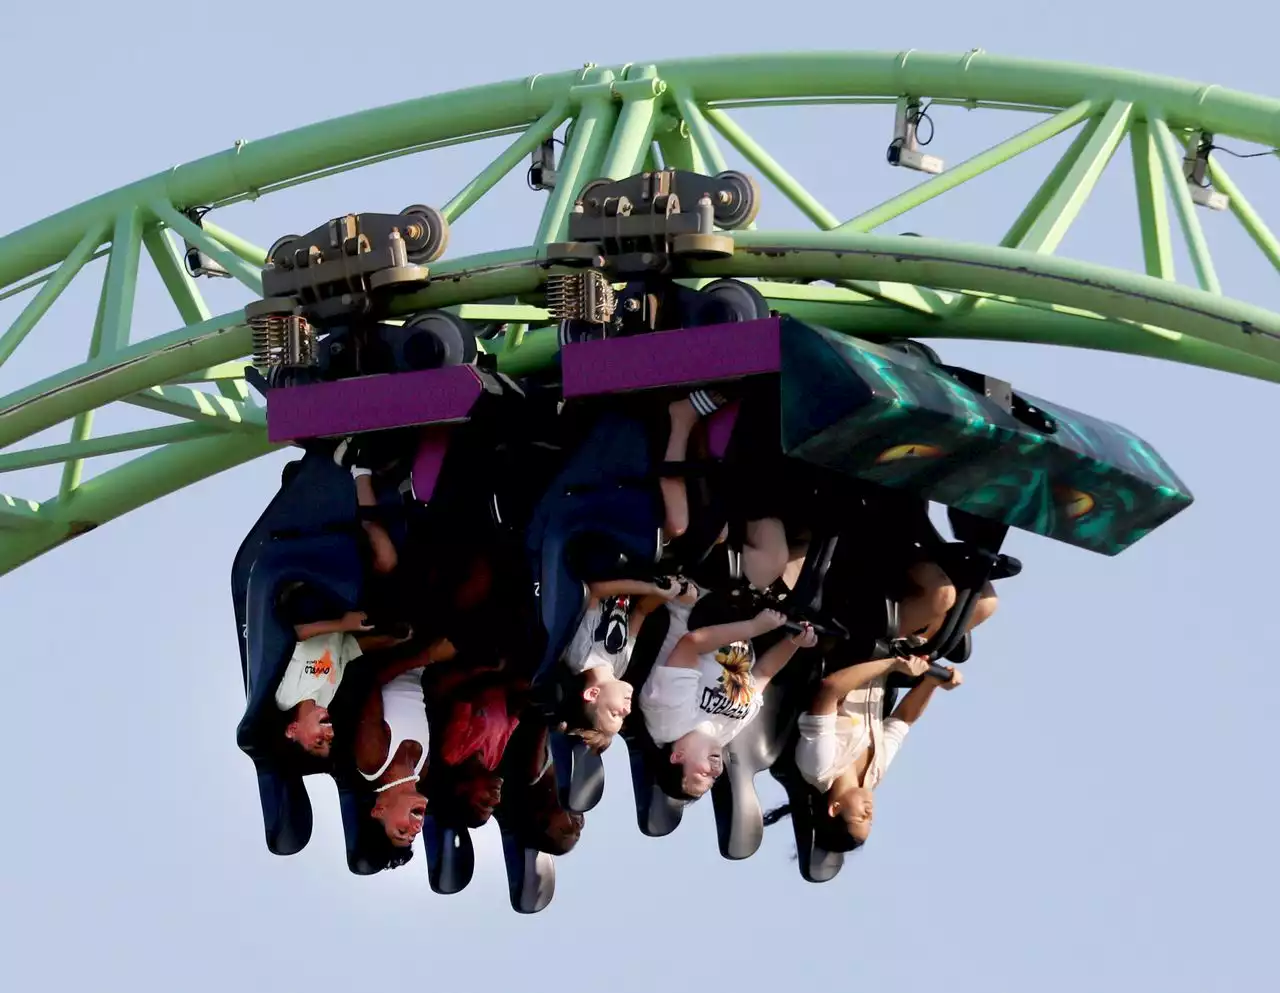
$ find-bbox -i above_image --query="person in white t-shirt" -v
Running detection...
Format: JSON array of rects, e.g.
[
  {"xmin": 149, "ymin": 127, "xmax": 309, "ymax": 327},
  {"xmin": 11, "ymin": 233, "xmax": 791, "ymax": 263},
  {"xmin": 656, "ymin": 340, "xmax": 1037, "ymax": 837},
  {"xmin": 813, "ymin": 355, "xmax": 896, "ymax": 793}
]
[
  {"xmin": 782, "ymin": 652, "xmax": 963, "ymax": 851},
  {"xmin": 560, "ymin": 576, "xmax": 694, "ymax": 751},
  {"xmin": 272, "ymin": 583, "xmax": 412, "ymax": 758},
  {"xmin": 641, "ymin": 607, "xmax": 818, "ymax": 800},
  {"xmin": 354, "ymin": 637, "xmax": 457, "ymax": 849}
]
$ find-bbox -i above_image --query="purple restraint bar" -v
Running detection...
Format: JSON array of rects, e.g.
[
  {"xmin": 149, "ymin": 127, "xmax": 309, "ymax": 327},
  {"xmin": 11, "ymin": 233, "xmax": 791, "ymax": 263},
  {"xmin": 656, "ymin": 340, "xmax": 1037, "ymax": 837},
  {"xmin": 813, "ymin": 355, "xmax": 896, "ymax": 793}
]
[
  {"xmin": 560, "ymin": 317, "xmax": 781, "ymax": 398},
  {"xmin": 266, "ymin": 365, "xmax": 485, "ymax": 443}
]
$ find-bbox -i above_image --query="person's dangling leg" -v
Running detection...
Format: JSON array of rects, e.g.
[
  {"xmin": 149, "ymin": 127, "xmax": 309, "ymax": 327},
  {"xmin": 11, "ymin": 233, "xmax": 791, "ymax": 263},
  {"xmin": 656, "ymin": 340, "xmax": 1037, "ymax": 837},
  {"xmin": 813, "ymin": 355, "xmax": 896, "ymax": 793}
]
[
  {"xmin": 966, "ymin": 581, "xmax": 999, "ymax": 631},
  {"xmin": 741, "ymin": 517, "xmax": 791, "ymax": 590},
  {"xmin": 895, "ymin": 560, "xmax": 958, "ymax": 641},
  {"xmin": 660, "ymin": 389, "xmax": 727, "ymax": 542}
]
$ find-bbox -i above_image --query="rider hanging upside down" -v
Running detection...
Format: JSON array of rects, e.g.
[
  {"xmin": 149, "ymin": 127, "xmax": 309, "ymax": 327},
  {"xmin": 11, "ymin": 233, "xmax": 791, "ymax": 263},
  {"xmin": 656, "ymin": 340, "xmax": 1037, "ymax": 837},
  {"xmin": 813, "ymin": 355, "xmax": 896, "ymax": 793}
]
[
  {"xmin": 640, "ymin": 604, "xmax": 818, "ymax": 800},
  {"xmin": 353, "ymin": 637, "xmax": 457, "ymax": 848},
  {"xmin": 769, "ymin": 653, "xmax": 963, "ymax": 852},
  {"xmin": 273, "ymin": 584, "xmax": 411, "ymax": 758},
  {"xmin": 835, "ymin": 492, "xmax": 1001, "ymax": 647},
  {"xmin": 560, "ymin": 576, "xmax": 695, "ymax": 751}
]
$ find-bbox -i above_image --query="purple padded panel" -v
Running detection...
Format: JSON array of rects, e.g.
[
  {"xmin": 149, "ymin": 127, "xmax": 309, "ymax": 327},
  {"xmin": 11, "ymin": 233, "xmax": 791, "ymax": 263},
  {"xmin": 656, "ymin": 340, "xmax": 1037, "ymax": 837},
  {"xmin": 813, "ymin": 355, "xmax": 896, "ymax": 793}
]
[
  {"xmin": 560, "ymin": 317, "xmax": 781, "ymax": 398},
  {"xmin": 411, "ymin": 428, "xmax": 452, "ymax": 503},
  {"xmin": 266, "ymin": 365, "xmax": 485, "ymax": 443},
  {"xmin": 705, "ymin": 401, "xmax": 741, "ymax": 459}
]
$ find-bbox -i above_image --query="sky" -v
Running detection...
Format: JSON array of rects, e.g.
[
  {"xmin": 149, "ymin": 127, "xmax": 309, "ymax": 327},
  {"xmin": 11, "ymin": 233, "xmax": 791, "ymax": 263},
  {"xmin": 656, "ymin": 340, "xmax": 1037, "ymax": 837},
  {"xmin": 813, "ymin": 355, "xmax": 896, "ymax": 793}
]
[{"xmin": 2, "ymin": 3, "xmax": 1278, "ymax": 991}]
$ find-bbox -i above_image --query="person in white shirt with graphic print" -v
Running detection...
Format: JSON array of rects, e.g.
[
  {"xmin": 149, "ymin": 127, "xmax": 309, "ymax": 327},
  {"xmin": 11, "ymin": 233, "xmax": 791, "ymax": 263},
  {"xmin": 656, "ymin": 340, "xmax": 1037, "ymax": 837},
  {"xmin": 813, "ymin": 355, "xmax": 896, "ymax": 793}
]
[
  {"xmin": 641, "ymin": 607, "xmax": 817, "ymax": 800},
  {"xmin": 272, "ymin": 583, "xmax": 411, "ymax": 758},
  {"xmin": 793, "ymin": 653, "xmax": 962, "ymax": 850},
  {"xmin": 560, "ymin": 576, "xmax": 694, "ymax": 751}
]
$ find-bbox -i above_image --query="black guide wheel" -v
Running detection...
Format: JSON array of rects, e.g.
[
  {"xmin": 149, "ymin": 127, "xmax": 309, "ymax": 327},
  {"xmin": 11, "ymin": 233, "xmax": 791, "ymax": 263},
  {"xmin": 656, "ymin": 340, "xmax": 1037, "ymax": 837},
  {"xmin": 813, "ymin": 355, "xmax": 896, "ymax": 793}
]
[
  {"xmin": 698, "ymin": 278, "xmax": 771, "ymax": 323},
  {"xmin": 267, "ymin": 234, "xmax": 302, "ymax": 269},
  {"xmin": 712, "ymin": 171, "xmax": 760, "ymax": 230},
  {"xmin": 886, "ymin": 339, "xmax": 943, "ymax": 366},
  {"xmin": 397, "ymin": 204, "xmax": 451, "ymax": 264},
  {"xmin": 402, "ymin": 310, "xmax": 479, "ymax": 368},
  {"xmin": 577, "ymin": 179, "xmax": 613, "ymax": 208}
]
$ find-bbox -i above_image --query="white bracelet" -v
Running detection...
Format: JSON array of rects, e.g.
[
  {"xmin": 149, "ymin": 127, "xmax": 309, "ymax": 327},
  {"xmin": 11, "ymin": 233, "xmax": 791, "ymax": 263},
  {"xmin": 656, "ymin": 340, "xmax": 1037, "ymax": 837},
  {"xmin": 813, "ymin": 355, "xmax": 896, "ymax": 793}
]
[{"xmin": 351, "ymin": 466, "xmax": 372, "ymax": 479}]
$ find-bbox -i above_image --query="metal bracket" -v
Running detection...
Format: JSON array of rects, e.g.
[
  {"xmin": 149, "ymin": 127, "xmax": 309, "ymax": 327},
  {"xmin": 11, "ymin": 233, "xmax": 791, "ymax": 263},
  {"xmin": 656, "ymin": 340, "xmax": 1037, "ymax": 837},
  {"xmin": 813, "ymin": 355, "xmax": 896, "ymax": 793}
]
[
  {"xmin": 1183, "ymin": 131, "xmax": 1230, "ymax": 211},
  {"xmin": 887, "ymin": 97, "xmax": 944, "ymax": 175},
  {"xmin": 258, "ymin": 205, "xmax": 451, "ymax": 323},
  {"xmin": 545, "ymin": 168, "xmax": 759, "ymax": 277},
  {"xmin": 182, "ymin": 207, "xmax": 232, "ymax": 279}
]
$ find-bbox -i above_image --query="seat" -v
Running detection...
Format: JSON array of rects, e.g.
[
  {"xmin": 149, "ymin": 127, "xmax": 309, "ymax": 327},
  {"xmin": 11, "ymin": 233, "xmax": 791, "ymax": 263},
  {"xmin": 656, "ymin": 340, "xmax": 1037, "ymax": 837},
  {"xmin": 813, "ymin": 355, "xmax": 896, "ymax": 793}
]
[
  {"xmin": 231, "ymin": 450, "xmax": 365, "ymax": 856},
  {"xmin": 710, "ymin": 534, "xmax": 841, "ymax": 861},
  {"xmin": 500, "ymin": 836, "xmax": 556, "ymax": 914},
  {"xmin": 525, "ymin": 410, "xmax": 665, "ymax": 684},
  {"xmin": 422, "ymin": 815, "xmax": 476, "ymax": 895},
  {"xmin": 493, "ymin": 721, "xmax": 570, "ymax": 914},
  {"xmin": 767, "ymin": 746, "xmax": 847, "ymax": 884},
  {"xmin": 549, "ymin": 731, "xmax": 606, "ymax": 814},
  {"xmin": 616, "ymin": 606, "xmax": 689, "ymax": 837}
]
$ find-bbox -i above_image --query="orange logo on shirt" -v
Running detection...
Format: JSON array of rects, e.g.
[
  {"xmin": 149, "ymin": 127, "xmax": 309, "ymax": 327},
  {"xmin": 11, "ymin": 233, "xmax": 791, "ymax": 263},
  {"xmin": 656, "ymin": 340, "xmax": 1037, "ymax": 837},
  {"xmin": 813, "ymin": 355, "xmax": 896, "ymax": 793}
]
[{"xmin": 310, "ymin": 650, "xmax": 335, "ymax": 681}]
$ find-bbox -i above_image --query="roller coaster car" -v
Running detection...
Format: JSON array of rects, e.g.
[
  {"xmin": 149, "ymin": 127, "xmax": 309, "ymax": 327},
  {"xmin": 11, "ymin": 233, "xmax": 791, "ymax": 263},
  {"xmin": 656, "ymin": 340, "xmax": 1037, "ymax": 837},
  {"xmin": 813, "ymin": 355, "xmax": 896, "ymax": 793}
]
[{"xmin": 231, "ymin": 450, "xmax": 365, "ymax": 855}]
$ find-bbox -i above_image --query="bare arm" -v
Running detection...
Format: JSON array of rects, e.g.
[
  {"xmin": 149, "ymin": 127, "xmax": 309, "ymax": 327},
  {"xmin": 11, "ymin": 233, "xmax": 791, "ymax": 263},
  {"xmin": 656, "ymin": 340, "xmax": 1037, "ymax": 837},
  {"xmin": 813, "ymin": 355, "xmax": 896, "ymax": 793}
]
[
  {"xmin": 889, "ymin": 667, "xmax": 961, "ymax": 726},
  {"xmin": 629, "ymin": 594, "xmax": 667, "ymax": 636},
  {"xmin": 354, "ymin": 473, "xmax": 378, "ymax": 508},
  {"xmin": 586, "ymin": 579, "xmax": 673, "ymax": 603},
  {"xmin": 809, "ymin": 658, "xmax": 903, "ymax": 716},
  {"xmin": 293, "ymin": 610, "xmax": 372, "ymax": 641},
  {"xmin": 371, "ymin": 638, "xmax": 455, "ymax": 686},
  {"xmin": 752, "ymin": 639, "xmax": 800, "ymax": 687},
  {"xmin": 354, "ymin": 685, "xmax": 389, "ymax": 776}
]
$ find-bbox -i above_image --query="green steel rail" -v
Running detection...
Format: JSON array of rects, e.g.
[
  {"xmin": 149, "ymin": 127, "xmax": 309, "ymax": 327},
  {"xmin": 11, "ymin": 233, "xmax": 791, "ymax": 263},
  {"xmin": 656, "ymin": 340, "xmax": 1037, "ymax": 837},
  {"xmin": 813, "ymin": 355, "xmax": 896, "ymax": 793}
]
[{"xmin": 2, "ymin": 50, "xmax": 1279, "ymax": 577}]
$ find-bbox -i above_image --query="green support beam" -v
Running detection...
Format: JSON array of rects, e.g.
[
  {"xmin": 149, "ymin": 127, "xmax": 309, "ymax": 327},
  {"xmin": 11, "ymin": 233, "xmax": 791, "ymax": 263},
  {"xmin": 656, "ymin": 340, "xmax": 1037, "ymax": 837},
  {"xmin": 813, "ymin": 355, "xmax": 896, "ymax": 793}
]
[
  {"xmin": 3, "ymin": 52, "xmax": 1280, "ymax": 576},
  {"xmin": 656, "ymin": 120, "xmax": 702, "ymax": 172},
  {"xmin": 0, "ymin": 310, "xmax": 249, "ymax": 450},
  {"xmin": 534, "ymin": 69, "xmax": 618, "ymax": 246},
  {"xmin": 0, "ymin": 431, "xmax": 277, "ymax": 574},
  {"xmin": 100, "ymin": 207, "xmax": 144, "ymax": 354},
  {"xmin": 670, "ymin": 89, "xmax": 729, "ymax": 175},
  {"xmin": 0, "ymin": 220, "xmax": 108, "ymax": 366},
  {"xmin": 0, "ymin": 423, "xmax": 216, "ymax": 472},
  {"xmin": 1015, "ymin": 100, "xmax": 1132, "ymax": 254},
  {"xmin": 124, "ymin": 384, "xmax": 265, "ymax": 430},
  {"xmin": 598, "ymin": 67, "xmax": 664, "ymax": 180},
  {"xmin": 838, "ymin": 99, "xmax": 1098, "ymax": 233},
  {"xmin": 9, "ymin": 52, "xmax": 1280, "ymax": 290},
  {"xmin": 148, "ymin": 200, "xmax": 264, "ymax": 293},
  {"xmin": 1206, "ymin": 154, "xmax": 1280, "ymax": 274},
  {"xmin": 197, "ymin": 219, "xmax": 267, "ymax": 267},
  {"xmin": 702, "ymin": 106, "xmax": 839, "ymax": 228},
  {"xmin": 1130, "ymin": 120, "xmax": 1177, "ymax": 280},
  {"xmin": 143, "ymin": 225, "xmax": 211, "ymax": 326},
  {"xmin": 442, "ymin": 99, "xmax": 570, "ymax": 223},
  {"xmin": 58, "ymin": 267, "xmax": 113, "ymax": 501},
  {"xmin": 1151, "ymin": 117, "xmax": 1221, "ymax": 294},
  {"xmin": 0, "ymin": 493, "xmax": 47, "ymax": 530}
]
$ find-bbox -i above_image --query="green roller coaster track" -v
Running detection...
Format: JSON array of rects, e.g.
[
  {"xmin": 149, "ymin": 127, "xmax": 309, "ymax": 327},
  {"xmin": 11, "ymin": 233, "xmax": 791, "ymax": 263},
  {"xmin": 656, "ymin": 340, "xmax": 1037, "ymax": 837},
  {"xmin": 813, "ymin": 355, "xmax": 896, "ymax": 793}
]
[{"xmin": 2, "ymin": 50, "xmax": 1278, "ymax": 577}]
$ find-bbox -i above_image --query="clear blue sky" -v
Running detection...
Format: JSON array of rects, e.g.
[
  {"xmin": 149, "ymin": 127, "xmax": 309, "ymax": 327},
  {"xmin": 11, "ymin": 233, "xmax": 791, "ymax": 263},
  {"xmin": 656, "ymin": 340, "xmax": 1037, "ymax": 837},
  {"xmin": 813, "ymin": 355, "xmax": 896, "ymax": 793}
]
[{"xmin": 2, "ymin": 3, "xmax": 1277, "ymax": 991}]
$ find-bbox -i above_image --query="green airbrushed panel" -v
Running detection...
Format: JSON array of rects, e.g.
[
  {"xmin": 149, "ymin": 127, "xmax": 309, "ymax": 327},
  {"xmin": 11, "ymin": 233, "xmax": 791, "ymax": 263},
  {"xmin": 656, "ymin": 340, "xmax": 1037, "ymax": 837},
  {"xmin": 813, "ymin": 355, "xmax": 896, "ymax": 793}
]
[{"xmin": 778, "ymin": 319, "xmax": 1194, "ymax": 555}]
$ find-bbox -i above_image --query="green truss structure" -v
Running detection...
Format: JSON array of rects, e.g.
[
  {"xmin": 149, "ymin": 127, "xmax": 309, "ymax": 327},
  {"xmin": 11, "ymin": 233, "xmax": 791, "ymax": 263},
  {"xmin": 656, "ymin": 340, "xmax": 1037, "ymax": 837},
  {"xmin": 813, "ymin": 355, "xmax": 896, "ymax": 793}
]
[{"xmin": 2, "ymin": 50, "xmax": 1278, "ymax": 577}]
